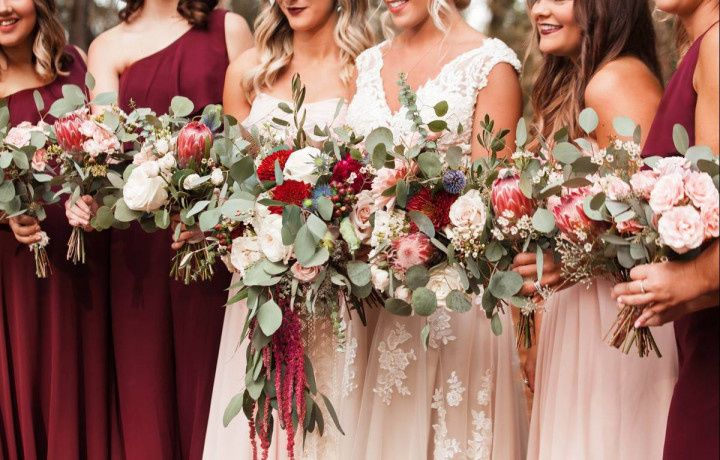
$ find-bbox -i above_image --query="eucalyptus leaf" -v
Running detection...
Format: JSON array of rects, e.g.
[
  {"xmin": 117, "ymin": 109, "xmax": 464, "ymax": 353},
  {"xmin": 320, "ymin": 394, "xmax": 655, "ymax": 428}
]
[
  {"xmin": 516, "ymin": 118, "xmax": 527, "ymax": 147},
  {"xmin": 405, "ymin": 265, "xmax": 429, "ymax": 289},
  {"xmin": 446, "ymin": 290, "xmax": 472, "ymax": 313},
  {"xmin": 553, "ymin": 142, "xmax": 582, "ymax": 164},
  {"xmin": 317, "ymin": 197, "xmax": 334, "ymax": 221},
  {"xmin": 417, "ymin": 151, "xmax": 442, "ymax": 178},
  {"xmin": 257, "ymin": 300, "xmax": 282, "ymax": 336},
  {"xmin": 347, "ymin": 260, "xmax": 371, "ymax": 286},
  {"xmin": 613, "ymin": 116, "xmax": 637, "ymax": 137},
  {"xmin": 433, "ymin": 101, "xmax": 449, "ymax": 117},
  {"xmin": 408, "ymin": 210, "xmax": 435, "ymax": 238},
  {"xmin": 412, "ymin": 287, "xmax": 437, "ymax": 316},
  {"xmin": 428, "ymin": 120, "xmax": 447, "ymax": 133},
  {"xmin": 531, "ymin": 208, "xmax": 555, "ymax": 234},
  {"xmin": 295, "ymin": 225, "xmax": 318, "ymax": 265},
  {"xmin": 490, "ymin": 313, "xmax": 503, "ymax": 336},
  {"xmin": 488, "ymin": 271, "xmax": 524, "ymax": 299},
  {"xmin": 672, "ymin": 124, "xmax": 690, "ymax": 154},
  {"xmin": 223, "ymin": 393, "xmax": 244, "ymax": 427},
  {"xmin": 384, "ymin": 298, "xmax": 412, "ymax": 316},
  {"xmin": 306, "ymin": 214, "xmax": 328, "ymax": 241},
  {"xmin": 578, "ymin": 108, "xmax": 599, "ymax": 134},
  {"xmin": 170, "ymin": 96, "xmax": 194, "ymax": 118}
]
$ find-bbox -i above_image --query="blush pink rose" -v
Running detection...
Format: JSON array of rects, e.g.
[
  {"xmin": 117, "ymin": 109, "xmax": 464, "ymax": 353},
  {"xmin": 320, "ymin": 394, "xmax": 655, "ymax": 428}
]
[
  {"xmin": 655, "ymin": 157, "xmax": 690, "ymax": 177},
  {"xmin": 290, "ymin": 263, "xmax": 321, "ymax": 282},
  {"xmin": 600, "ymin": 176, "xmax": 632, "ymax": 201},
  {"xmin": 5, "ymin": 122, "xmax": 33, "ymax": 148},
  {"xmin": 657, "ymin": 205, "xmax": 705, "ymax": 254},
  {"xmin": 684, "ymin": 171, "xmax": 719, "ymax": 208},
  {"xmin": 701, "ymin": 203, "xmax": 719, "ymax": 239},
  {"xmin": 649, "ymin": 173, "xmax": 685, "ymax": 214},
  {"xmin": 350, "ymin": 190, "xmax": 375, "ymax": 242},
  {"xmin": 371, "ymin": 160, "xmax": 411, "ymax": 209},
  {"xmin": 391, "ymin": 232, "xmax": 434, "ymax": 273},
  {"xmin": 31, "ymin": 149, "xmax": 48, "ymax": 172},
  {"xmin": 629, "ymin": 170, "xmax": 658, "ymax": 199}
]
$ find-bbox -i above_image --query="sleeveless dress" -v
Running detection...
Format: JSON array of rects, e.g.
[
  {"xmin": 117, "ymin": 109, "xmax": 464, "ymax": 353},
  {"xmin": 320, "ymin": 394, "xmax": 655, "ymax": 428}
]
[
  {"xmin": 203, "ymin": 92, "xmax": 374, "ymax": 460},
  {"xmin": 0, "ymin": 47, "xmax": 121, "ymax": 459},
  {"xmin": 527, "ymin": 279, "xmax": 678, "ymax": 459},
  {"xmin": 112, "ymin": 10, "xmax": 232, "ymax": 460},
  {"xmin": 642, "ymin": 24, "xmax": 720, "ymax": 460},
  {"xmin": 346, "ymin": 39, "xmax": 529, "ymax": 459}
]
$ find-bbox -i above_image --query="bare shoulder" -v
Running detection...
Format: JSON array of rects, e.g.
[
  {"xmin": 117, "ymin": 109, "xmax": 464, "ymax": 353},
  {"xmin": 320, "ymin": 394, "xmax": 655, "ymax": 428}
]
[
  {"xmin": 88, "ymin": 23, "xmax": 128, "ymax": 59},
  {"xmin": 224, "ymin": 11, "xmax": 252, "ymax": 37},
  {"xmin": 227, "ymin": 47, "xmax": 259, "ymax": 77},
  {"xmin": 698, "ymin": 23, "xmax": 719, "ymax": 73},
  {"xmin": 585, "ymin": 56, "xmax": 661, "ymax": 105}
]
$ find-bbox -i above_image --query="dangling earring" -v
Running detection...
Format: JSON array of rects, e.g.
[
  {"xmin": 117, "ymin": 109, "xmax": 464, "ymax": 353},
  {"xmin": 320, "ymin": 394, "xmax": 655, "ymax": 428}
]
[
  {"xmin": 269, "ymin": 0, "xmax": 276, "ymax": 7},
  {"xmin": 336, "ymin": 1, "xmax": 342, "ymax": 12}
]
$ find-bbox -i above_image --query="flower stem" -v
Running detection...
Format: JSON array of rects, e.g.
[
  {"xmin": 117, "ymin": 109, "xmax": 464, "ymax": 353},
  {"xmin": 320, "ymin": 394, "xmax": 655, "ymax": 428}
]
[{"xmin": 66, "ymin": 227, "xmax": 86, "ymax": 264}]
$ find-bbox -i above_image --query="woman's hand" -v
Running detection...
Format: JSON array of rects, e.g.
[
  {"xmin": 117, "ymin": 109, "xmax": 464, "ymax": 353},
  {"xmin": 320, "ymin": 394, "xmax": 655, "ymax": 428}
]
[
  {"xmin": 170, "ymin": 215, "xmax": 205, "ymax": 250},
  {"xmin": 65, "ymin": 195, "xmax": 99, "ymax": 231},
  {"xmin": 612, "ymin": 258, "xmax": 718, "ymax": 328},
  {"xmin": 8, "ymin": 215, "xmax": 42, "ymax": 245},
  {"xmin": 512, "ymin": 250, "xmax": 566, "ymax": 298}
]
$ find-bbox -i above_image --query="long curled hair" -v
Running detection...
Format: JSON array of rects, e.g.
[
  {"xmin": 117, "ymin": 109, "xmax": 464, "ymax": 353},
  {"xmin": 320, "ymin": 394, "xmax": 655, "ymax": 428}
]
[
  {"xmin": 380, "ymin": 0, "xmax": 471, "ymax": 39},
  {"xmin": 529, "ymin": 0, "xmax": 662, "ymax": 141},
  {"xmin": 241, "ymin": 0, "xmax": 375, "ymax": 100},
  {"xmin": 119, "ymin": 0, "xmax": 219, "ymax": 27},
  {"xmin": 1, "ymin": 0, "xmax": 70, "ymax": 82}
]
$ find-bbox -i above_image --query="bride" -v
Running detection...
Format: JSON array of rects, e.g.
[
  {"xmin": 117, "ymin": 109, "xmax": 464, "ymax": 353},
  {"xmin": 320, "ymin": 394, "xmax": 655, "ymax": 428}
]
[
  {"xmin": 345, "ymin": 0, "xmax": 529, "ymax": 458},
  {"xmin": 203, "ymin": 0, "xmax": 374, "ymax": 458}
]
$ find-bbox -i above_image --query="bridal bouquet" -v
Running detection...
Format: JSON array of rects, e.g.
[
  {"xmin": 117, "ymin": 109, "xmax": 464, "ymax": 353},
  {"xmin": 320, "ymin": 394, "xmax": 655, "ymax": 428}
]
[
  {"xmin": 47, "ymin": 79, "xmax": 129, "ymax": 264},
  {"xmin": 553, "ymin": 111, "xmax": 719, "ymax": 356},
  {"xmin": 0, "ymin": 107, "xmax": 56, "ymax": 277},
  {"xmin": 220, "ymin": 76, "xmax": 372, "ymax": 459}
]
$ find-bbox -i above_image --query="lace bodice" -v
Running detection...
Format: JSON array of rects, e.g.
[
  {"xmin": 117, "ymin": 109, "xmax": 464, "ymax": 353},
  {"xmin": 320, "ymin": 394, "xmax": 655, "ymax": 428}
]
[
  {"xmin": 243, "ymin": 92, "xmax": 346, "ymax": 141},
  {"xmin": 346, "ymin": 38, "xmax": 520, "ymax": 155}
]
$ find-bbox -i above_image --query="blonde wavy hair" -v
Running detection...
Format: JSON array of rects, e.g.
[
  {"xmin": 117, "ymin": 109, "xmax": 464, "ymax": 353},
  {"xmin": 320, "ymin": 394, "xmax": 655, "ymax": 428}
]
[
  {"xmin": 379, "ymin": 0, "xmax": 471, "ymax": 40},
  {"xmin": 242, "ymin": 0, "xmax": 375, "ymax": 100},
  {"xmin": 1, "ymin": 0, "xmax": 69, "ymax": 81}
]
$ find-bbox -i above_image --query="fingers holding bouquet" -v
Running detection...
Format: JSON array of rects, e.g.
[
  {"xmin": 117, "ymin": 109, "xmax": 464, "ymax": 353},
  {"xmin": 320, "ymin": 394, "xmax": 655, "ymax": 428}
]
[{"xmin": 65, "ymin": 195, "xmax": 99, "ymax": 232}]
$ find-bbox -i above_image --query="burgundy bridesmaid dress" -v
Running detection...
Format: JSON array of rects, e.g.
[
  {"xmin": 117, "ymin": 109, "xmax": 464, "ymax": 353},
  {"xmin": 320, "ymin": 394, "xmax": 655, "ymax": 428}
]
[
  {"xmin": 112, "ymin": 9, "xmax": 231, "ymax": 460},
  {"xmin": 0, "ymin": 46, "xmax": 121, "ymax": 459},
  {"xmin": 642, "ymin": 23, "xmax": 720, "ymax": 460}
]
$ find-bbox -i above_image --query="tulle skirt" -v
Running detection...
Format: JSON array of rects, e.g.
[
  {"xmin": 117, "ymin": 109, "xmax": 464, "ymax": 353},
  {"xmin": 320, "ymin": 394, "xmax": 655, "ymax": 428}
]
[
  {"xmin": 527, "ymin": 278, "xmax": 679, "ymax": 459},
  {"xmin": 350, "ymin": 306, "xmax": 529, "ymax": 460},
  {"xmin": 203, "ymin": 273, "xmax": 376, "ymax": 459}
]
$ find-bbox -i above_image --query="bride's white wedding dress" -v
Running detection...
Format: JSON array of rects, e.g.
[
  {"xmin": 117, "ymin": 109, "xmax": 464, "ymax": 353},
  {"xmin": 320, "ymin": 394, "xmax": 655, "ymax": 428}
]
[
  {"xmin": 345, "ymin": 39, "xmax": 529, "ymax": 460},
  {"xmin": 203, "ymin": 93, "xmax": 372, "ymax": 460}
]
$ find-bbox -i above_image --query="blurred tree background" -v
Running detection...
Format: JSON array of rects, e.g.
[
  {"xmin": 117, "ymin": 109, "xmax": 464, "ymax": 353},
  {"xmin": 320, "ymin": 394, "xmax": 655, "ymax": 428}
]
[{"xmin": 58, "ymin": 0, "xmax": 679, "ymax": 110}]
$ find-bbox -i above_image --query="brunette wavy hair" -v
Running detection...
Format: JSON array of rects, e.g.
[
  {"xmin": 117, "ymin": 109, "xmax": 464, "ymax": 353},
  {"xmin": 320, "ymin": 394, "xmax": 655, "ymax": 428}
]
[
  {"xmin": 528, "ymin": 0, "xmax": 662, "ymax": 141},
  {"xmin": 118, "ymin": 0, "xmax": 219, "ymax": 27},
  {"xmin": 2, "ymin": 0, "xmax": 71, "ymax": 82}
]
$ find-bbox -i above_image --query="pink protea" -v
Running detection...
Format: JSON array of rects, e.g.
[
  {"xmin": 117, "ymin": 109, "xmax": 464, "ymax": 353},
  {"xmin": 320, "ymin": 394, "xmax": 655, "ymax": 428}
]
[
  {"xmin": 177, "ymin": 121, "xmax": 212, "ymax": 168},
  {"xmin": 491, "ymin": 169, "xmax": 536, "ymax": 221},
  {"xmin": 551, "ymin": 187, "xmax": 604, "ymax": 242},
  {"xmin": 391, "ymin": 232, "xmax": 434, "ymax": 273},
  {"xmin": 54, "ymin": 111, "xmax": 87, "ymax": 151}
]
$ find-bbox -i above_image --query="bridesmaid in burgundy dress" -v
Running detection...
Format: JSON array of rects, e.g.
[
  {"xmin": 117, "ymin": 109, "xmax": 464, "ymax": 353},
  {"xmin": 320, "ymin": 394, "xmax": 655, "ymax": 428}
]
[
  {"xmin": 612, "ymin": 2, "xmax": 719, "ymax": 459},
  {"xmin": 0, "ymin": 0, "xmax": 120, "ymax": 458},
  {"xmin": 82, "ymin": 1, "xmax": 252, "ymax": 458}
]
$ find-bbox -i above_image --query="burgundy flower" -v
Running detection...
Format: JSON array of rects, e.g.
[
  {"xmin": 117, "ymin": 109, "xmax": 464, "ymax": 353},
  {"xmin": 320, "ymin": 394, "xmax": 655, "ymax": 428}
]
[
  {"xmin": 257, "ymin": 149, "xmax": 294, "ymax": 182},
  {"xmin": 268, "ymin": 179, "xmax": 312, "ymax": 214},
  {"xmin": 406, "ymin": 187, "xmax": 457, "ymax": 230},
  {"xmin": 177, "ymin": 121, "xmax": 212, "ymax": 168},
  {"xmin": 54, "ymin": 112, "xmax": 86, "ymax": 151},
  {"xmin": 332, "ymin": 154, "xmax": 368, "ymax": 193},
  {"xmin": 491, "ymin": 170, "xmax": 536, "ymax": 221}
]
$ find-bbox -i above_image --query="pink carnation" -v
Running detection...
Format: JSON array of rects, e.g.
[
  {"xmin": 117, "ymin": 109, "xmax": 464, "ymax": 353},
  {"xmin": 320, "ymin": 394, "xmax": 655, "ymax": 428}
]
[
  {"xmin": 629, "ymin": 170, "xmax": 657, "ymax": 199},
  {"xmin": 701, "ymin": 203, "xmax": 719, "ymax": 239},
  {"xmin": 684, "ymin": 171, "xmax": 719, "ymax": 208},
  {"xmin": 649, "ymin": 173, "xmax": 685, "ymax": 214},
  {"xmin": 391, "ymin": 232, "xmax": 434, "ymax": 273},
  {"xmin": 658, "ymin": 205, "xmax": 705, "ymax": 254}
]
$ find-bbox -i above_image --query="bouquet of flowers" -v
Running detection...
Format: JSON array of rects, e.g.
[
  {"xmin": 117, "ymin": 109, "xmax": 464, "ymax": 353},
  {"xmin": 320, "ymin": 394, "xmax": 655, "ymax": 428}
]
[
  {"xmin": 0, "ymin": 102, "xmax": 56, "ymax": 276},
  {"xmin": 480, "ymin": 118, "xmax": 560, "ymax": 348},
  {"xmin": 47, "ymin": 78, "xmax": 129, "ymax": 264},
  {"xmin": 553, "ymin": 110, "xmax": 719, "ymax": 356},
  {"xmin": 219, "ymin": 76, "xmax": 373, "ymax": 459}
]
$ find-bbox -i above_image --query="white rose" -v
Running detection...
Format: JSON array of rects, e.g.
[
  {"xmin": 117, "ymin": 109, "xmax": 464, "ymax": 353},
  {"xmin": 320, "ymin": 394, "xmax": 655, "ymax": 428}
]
[
  {"xmin": 449, "ymin": 189, "xmax": 487, "ymax": 228},
  {"xmin": 230, "ymin": 236, "xmax": 262, "ymax": 276},
  {"xmin": 370, "ymin": 265, "xmax": 390, "ymax": 292},
  {"xmin": 394, "ymin": 285, "xmax": 412, "ymax": 303},
  {"xmin": 426, "ymin": 265, "xmax": 465, "ymax": 309},
  {"xmin": 157, "ymin": 153, "xmax": 176, "ymax": 172},
  {"xmin": 283, "ymin": 146, "xmax": 320, "ymax": 185},
  {"xmin": 257, "ymin": 213, "xmax": 291, "ymax": 262},
  {"xmin": 210, "ymin": 168, "xmax": 224, "ymax": 186},
  {"xmin": 183, "ymin": 173, "xmax": 204, "ymax": 190},
  {"xmin": 123, "ymin": 161, "xmax": 168, "ymax": 212},
  {"xmin": 658, "ymin": 205, "xmax": 705, "ymax": 254},
  {"xmin": 5, "ymin": 122, "xmax": 33, "ymax": 148},
  {"xmin": 155, "ymin": 138, "xmax": 170, "ymax": 155}
]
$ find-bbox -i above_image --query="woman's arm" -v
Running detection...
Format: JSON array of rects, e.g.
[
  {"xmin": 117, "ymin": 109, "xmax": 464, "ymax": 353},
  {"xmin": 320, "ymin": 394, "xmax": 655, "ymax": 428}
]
[
  {"xmin": 86, "ymin": 29, "xmax": 123, "ymax": 99},
  {"xmin": 222, "ymin": 48, "xmax": 257, "ymax": 122},
  {"xmin": 694, "ymin": 23, "xmax": 719, "ymax": 153}
]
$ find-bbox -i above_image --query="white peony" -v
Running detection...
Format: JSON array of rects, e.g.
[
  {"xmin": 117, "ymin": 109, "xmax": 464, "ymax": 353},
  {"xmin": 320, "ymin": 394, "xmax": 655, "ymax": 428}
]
[
  {"xmin": 257, "ymin": 213, "xmax": 291, "ymax": 262},
  {"xmin": 658, "ymin": 205, "xmax": 705, "ymax": 254},
  {"xmin": 183, "ymin": 173, "xmax": 204, "ymax": 190},
  {"xmin": 230, "ymin": 235, "xmax": 262, "ymax": 276},
  {"xmin": 283, "ymin": 146, "xmax": 320, "ymax": 184},
  {"xmin": 449, "ymin": 189, "xmax": 487, "ymax": 228},
  {"xmin": 157, "ymin": 153, "xmax": 176, "ymax": 172},
  {"xmin": 370, "ymin": 265, "xmax": 390, "ymax": 292},
  {"xmin": 5, "ymin": 122, "xmax": 33, "ymax": 148},
  {"xmin": 210, "ymin": 168, "xmax": 224, "ymax": 186},
  {"xmin": 123, "ymin": 161, "xmax": 168, "ymax": 212},
  {"xmin": 426, "ymin": 265, "xmax": 465, "ymax": 309}
]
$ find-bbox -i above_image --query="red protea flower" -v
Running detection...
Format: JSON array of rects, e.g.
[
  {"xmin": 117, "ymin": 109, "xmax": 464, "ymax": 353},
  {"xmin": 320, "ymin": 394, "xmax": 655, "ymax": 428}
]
[
  {"xmin": 54, "ymin": 111, "xmax": 86, "ymax": 151},
  {"xmin": 257, "ymin": 149, "xmax": 294, "ymax": 182},
  {"xmin": 177, "ymin": 121, "xmax": 213, "ymax": 168},
  {"xmin": 491, "ymin": 170, "xmax": 536, "ymax": 221},
  {"xmin": 406, "ymin": 187, "xmax": 458, "ymax": 230},
  {"xmin": 391, "ymin": 232, "xmax": 435, "ymax": 273},
  {"xmin": 268, "ymin": 179, "xmax": 312, "ymax": 214},
  {"xmin": 332, "ymin": 154, "xmax": 368, "ymax": 193},
  {"xmin": 550, "ymin": 187, "xmax": 605, "ymax": 242}
]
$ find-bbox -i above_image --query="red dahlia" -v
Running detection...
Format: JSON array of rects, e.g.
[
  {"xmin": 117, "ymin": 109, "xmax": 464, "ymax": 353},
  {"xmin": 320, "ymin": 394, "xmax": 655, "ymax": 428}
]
[
  {"xmin": 331, "ymin": 154, "xmax": 368, "ymax": 193},
  {"xmin": 257, "ymin": 149, "xmax": 294, "ymax": 182},
  {"xmin": 269, "ymin": 179, "xmax": 312, "ymax": 214},
  {"xmin": 406, "ymin": 187, "xmax": 458, "ymax": 230}
]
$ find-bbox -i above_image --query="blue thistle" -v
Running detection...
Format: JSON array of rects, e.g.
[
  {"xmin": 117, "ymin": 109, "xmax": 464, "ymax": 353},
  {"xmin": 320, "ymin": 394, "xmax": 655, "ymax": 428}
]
[
  {"xmin": 443, "ymin": 170, "xmax": 466, "ymax": 194},
  {"xmin": 310, "ymin": 184, "xmax": 334, "ymax": 210}
]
